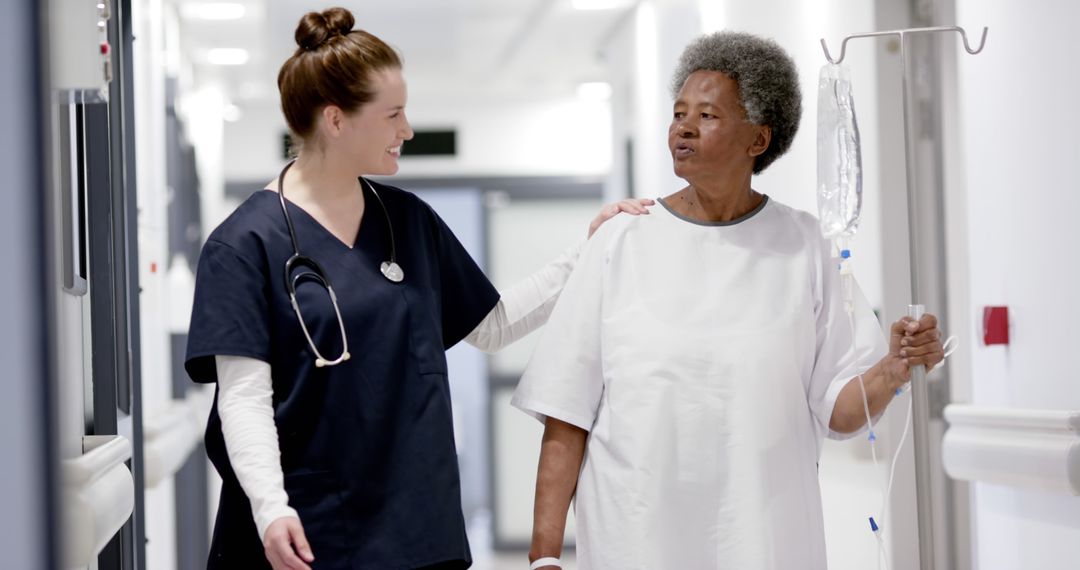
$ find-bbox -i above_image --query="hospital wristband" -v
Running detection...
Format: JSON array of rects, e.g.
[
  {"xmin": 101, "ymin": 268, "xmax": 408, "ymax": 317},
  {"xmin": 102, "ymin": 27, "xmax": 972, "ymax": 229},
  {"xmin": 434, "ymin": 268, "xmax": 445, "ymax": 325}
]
[{"xmin": 529, "ymin": 557, "xmax": 562, "ymax": 569}]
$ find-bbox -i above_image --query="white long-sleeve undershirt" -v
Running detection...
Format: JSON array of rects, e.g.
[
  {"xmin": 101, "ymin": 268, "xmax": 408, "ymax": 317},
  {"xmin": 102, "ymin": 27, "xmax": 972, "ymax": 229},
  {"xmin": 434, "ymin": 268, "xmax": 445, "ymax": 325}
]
[
  {"xmin": 463, "ymin": 240, "xmax": 583, "ymax": 353},
  {"xmin": 214, "ymin": 240, "xmax": 584, "ymax": 541},
  {"xmin": 215, "ymin": 355, "xmax": 298, "ymax": 542}
]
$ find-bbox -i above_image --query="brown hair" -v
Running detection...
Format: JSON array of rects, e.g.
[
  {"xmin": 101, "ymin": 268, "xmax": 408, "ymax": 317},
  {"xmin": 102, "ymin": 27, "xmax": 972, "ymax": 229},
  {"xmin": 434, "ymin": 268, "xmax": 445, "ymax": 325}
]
[{"xmin": 277, "ymin": 7, "xmax": 402, "ymax": 142}]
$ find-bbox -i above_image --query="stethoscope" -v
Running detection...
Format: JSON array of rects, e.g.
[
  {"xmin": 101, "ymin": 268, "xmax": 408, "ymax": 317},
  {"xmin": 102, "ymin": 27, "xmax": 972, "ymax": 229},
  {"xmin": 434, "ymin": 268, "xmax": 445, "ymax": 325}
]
[{"xmin": 277, "ymin": 160, "xmax": 404, "ymax": 367}]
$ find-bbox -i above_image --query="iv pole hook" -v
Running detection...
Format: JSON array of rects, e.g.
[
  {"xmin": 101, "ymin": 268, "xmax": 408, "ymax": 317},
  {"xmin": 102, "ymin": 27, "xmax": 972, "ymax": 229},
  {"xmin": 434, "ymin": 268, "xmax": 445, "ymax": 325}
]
[{"xmin": 820, "ymin": 25, "xmax": 988, "ymax": 65}]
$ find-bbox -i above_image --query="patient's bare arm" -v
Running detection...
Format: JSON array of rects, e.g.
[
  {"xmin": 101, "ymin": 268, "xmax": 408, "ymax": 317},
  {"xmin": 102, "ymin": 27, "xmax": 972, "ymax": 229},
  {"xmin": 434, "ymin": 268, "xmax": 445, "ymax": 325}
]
[{"xmin": 529, "ymin": 417, "xmax": 588, "ymax": 567}]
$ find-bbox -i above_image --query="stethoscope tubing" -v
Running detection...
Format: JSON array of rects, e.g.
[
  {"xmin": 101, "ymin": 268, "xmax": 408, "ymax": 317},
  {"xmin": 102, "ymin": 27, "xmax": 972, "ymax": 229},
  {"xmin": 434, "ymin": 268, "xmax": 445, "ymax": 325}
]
[{"xmin": 275, "ymin": 159, "xmax": 403, "ymax": 366}]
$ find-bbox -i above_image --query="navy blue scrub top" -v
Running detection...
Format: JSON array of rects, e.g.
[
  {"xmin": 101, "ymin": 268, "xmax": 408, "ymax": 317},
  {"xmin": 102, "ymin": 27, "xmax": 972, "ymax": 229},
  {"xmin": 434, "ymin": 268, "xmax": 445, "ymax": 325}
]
[{"xmin": 185, "ymin": 180, "xmax": 499, "ymax": 569}]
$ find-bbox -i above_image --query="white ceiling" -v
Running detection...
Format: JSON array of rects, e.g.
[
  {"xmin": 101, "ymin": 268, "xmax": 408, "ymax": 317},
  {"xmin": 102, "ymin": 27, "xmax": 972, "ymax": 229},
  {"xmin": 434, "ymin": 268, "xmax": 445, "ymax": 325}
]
[{"xmin": 176, "ymin": 0, "xmax": 635, "ymax": 106}]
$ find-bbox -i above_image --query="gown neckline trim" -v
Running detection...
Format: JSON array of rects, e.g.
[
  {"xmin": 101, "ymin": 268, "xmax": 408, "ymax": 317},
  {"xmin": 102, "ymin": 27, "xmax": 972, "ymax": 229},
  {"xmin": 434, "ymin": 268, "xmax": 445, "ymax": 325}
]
[{"xmin": 656, "ymin": 193, "xmax": 770, "ymax": 227}]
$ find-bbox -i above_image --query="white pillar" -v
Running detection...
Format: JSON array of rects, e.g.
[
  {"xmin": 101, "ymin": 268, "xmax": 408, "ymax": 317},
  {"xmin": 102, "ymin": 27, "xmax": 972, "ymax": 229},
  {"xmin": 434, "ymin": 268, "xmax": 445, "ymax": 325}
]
[{"xmin": 603, "ymin": 0, "xmax": 700, "ymax": 202}]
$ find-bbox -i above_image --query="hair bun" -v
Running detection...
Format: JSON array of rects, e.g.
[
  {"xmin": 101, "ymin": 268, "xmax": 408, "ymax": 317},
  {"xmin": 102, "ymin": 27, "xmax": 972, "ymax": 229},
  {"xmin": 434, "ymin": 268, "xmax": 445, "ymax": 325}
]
[{"xmin": 295, "ymin": 7, "xmax": 355, "ymax": 51}]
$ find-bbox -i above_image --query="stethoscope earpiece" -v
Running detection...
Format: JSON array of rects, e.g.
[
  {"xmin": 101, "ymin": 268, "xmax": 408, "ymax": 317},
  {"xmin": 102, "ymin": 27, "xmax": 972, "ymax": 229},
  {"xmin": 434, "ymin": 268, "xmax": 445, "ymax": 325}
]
[{"xmin": 314, "ymin": 353, "xmax": 349, "ymax": 368}]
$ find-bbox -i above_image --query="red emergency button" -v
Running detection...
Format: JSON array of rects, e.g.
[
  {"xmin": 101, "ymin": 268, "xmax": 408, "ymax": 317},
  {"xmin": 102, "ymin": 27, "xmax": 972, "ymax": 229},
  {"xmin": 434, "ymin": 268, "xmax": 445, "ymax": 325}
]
[
  {"xmin": 100, "ymin": 42, "xmax": 110, "ymax": 56},
  {"xmin": 982, "ymin": 306, "xmax": 1009, "ymax": 345}
]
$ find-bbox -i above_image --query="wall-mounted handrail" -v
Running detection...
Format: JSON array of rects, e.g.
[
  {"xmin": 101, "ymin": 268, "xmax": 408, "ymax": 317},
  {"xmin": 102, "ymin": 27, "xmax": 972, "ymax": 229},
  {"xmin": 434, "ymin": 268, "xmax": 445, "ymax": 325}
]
[
  {"xmin": 144, "ymin": 397, "xmax": 202, "ymax": 488},
  {"xmin": 62, "ymin": 435, "xmax": 134, "ymax": 567},
  {"xmin": 945, "ymin": 405, "xmax": 1080, "ymax": 433},
  {"xmin": 943, "ymin": 404, "xmax": 1080, "ymax": 496}
]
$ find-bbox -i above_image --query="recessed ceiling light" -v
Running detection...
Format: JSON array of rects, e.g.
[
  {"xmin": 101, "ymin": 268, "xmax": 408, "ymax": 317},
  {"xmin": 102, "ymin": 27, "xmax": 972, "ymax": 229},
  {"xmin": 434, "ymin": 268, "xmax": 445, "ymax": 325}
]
[
  {"xmin": 207, "ymin": 48, "xmax": 249, "ymax": 66},
  {"xmin": 183, "ymin": 3, "xmax": 246, "ymax": 21},
  {"xmin": 572, "ymin": 0, "xmax": 632, "ymax": 10}
]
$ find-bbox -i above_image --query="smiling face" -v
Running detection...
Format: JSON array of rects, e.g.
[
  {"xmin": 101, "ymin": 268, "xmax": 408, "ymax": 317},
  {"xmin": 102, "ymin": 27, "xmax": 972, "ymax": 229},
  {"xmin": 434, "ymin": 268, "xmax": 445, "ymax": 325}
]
[
  {"xmin": 322, "ymin": 67, "xmax": 415, "ymax": 176},
  {"xmin": 668, "ymin": 70, "xmax": 770, "ymax": 185}
]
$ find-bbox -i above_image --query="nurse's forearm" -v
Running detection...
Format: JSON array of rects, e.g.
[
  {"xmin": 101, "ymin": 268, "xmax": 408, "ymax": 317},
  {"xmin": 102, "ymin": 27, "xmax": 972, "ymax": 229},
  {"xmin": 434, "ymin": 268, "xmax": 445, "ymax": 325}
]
[
  {"xmin": 216, "ymin": 355, "xmax": 299, "ymax": 541},
  {"xmin": 829, "ymin": 355, "xmax": 907, "ymax": 434},
  {"xmin": 464, "ymin": 240, "xmax": 584, "ymax": 353},
  {"xmin": 530, "ymin": 417, "xmax": 587, "ymax": 564}
]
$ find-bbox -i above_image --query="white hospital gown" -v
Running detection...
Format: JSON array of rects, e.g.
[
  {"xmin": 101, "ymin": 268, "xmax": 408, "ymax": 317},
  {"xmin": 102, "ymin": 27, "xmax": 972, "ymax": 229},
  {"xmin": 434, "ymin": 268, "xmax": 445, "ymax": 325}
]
[{"xmin": 512, "ymin": 196, "xmax": 887, "ymax": 570}]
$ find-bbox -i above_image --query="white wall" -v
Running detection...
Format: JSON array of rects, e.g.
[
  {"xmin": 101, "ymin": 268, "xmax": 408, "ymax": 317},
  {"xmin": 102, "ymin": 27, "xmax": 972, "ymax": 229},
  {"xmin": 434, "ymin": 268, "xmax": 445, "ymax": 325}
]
[
  {"xmin": 952, "ymin": 0, "xmax": 1080, "ymax": 567},
  {"xmin": 222, "ymin": 95, "xmax": 613, "ymax": 183},
  {"xmin": 404, "ymin": 94, "xmax": 613, "ymax": 178},
  {"xmin": 221, "ymin": 100, "xmax": 282, "ymax": 182}
]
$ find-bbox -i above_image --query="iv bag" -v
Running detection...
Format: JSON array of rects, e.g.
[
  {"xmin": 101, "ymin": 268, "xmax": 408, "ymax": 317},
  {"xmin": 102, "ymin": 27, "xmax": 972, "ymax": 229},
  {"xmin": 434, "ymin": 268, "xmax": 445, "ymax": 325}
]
[{"xmin": 817, "ymin": 63, "xmax": 863, "ymax": 239}]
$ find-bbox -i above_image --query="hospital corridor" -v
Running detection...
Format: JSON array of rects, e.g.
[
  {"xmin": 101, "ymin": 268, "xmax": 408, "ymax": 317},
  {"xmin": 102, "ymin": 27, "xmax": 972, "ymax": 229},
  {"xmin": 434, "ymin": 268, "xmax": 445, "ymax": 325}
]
[{"xmin": 2, "ymin": 0, "xmax": 1079, "ymax": 569}]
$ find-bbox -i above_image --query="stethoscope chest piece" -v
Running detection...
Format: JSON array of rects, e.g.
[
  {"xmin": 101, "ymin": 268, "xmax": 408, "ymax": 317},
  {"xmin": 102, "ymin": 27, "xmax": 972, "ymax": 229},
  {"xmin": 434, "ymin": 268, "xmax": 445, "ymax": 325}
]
[{"xmin": 381, "ymin": 261, "xmax": 404, "ymax": 283}]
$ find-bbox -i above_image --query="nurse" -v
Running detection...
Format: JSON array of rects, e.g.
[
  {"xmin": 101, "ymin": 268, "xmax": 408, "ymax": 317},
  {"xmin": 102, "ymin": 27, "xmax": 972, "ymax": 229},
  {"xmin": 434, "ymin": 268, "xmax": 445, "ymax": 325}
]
[
  {"xmin": 513, "ymin": 32, "xmax": 946, "ymax": 569},
  {"xmin": 185, "ymin": 7, "xmax": 648, "ymax": 570}
]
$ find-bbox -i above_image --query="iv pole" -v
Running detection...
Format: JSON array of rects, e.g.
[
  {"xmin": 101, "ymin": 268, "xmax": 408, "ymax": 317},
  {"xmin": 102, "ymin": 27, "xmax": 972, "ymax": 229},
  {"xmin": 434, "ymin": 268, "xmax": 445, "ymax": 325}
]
[{"xmin": 819, "ymin": 26, "xmax": 988, "ymax": 570}]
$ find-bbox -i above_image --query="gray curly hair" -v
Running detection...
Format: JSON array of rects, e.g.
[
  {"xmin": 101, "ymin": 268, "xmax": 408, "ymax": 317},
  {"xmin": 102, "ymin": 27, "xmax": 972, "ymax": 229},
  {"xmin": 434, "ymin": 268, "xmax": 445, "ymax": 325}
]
[{"xmin": 670, "ymin": 31, "xmax": 802, "ymax": 174}]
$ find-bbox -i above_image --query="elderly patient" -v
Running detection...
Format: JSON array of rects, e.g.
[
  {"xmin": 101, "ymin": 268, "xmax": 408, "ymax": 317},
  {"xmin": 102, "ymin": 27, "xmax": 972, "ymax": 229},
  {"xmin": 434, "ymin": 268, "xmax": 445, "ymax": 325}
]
[{"xmin": 512, "ymin": 32, "xmax": 945, "ymax": 570}]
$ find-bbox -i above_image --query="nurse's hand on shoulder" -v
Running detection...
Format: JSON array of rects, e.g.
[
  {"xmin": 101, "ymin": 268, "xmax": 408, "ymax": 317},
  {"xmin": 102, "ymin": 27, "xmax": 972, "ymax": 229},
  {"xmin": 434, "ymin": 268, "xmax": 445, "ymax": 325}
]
[
  {"xmin": 264, "ymin": 516, "xmax": 315, "ymax": 570},
  {"xmin": 886, "ymin": 313, "xmax": 945, "ymax": 383},
  {"xmin": 588, "ymin": 198, "xmax": 655, "ymax": 238}
]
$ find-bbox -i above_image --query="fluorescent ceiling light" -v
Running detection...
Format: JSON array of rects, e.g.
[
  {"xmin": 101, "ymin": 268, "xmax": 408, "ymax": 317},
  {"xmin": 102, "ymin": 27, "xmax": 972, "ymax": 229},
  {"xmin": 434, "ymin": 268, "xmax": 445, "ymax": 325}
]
[
  {"xmin": 207, "ymin": 48, "xmax": 249, "ymax": 66},
  {"xmin": 183, "ymin": 3, "xmax": 247, "ymax": 21},
  {"xmin": 577, "ymin": 82, "xmax": 613, "ymax": 101},
  {"xmin": 572, "ymin": 0, "xmax": 631, "ymax": 10}
]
